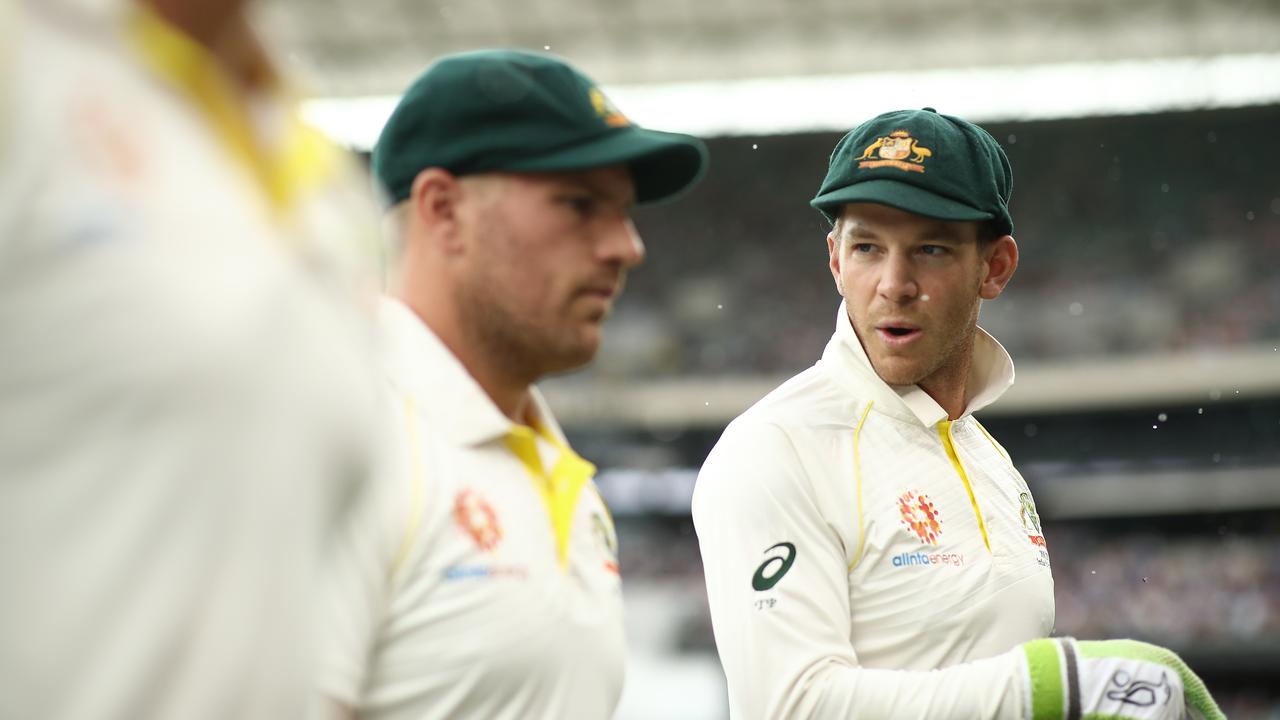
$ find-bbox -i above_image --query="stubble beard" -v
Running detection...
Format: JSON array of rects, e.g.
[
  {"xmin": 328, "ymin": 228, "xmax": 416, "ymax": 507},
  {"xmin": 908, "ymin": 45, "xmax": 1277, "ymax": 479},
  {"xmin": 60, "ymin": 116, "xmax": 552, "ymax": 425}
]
[
  {"xmin": 860, "ymin": 297, "xmax": 982, "ymax": 389},
  {"xmin": 910, "ymin": 296, "xmax": 983, "ymax": 397},
  {"xmin": 455, "ymin": 272, "xmax": 599, "ymax": 386}
]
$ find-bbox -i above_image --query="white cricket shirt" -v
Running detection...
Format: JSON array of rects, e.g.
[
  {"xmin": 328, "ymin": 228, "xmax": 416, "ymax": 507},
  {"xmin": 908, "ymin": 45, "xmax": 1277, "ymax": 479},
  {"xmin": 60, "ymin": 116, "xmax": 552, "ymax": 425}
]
[
  {"xmin": 0, "ymin": 5, "xmax": 385, "ymax": 720},
  {"xmin": 321, "ymin": 298, "xmax": 626, "ymax": 720},
  {"xmin": 693, "ymin": 302, "xmax": 1056, "ymax": 719}
]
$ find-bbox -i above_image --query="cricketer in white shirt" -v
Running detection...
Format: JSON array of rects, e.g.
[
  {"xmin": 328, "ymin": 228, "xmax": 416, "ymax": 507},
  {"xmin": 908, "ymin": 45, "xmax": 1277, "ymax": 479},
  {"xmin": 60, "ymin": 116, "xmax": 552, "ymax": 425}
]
[
  {"xmin": 694, "ymin": 300, "xmax": 1055, "ymax": 718},
  {"xmin": 694, "ymin": 108, "xmax": 1224, "ymax": 720},
  {"xmin": 319, "ymin": 298, "xmax": 626, "ymax": 720},
  {"xmin": 694, "ymin": 107, "xmax": 1057, "ymax": 719},
  {"xmin": 0, "ymin": 3, "xmax": 384, "ymax": 718},
  {"xmin": 318, "ymin": 49, "xmax": 707, "ymax": 720}
]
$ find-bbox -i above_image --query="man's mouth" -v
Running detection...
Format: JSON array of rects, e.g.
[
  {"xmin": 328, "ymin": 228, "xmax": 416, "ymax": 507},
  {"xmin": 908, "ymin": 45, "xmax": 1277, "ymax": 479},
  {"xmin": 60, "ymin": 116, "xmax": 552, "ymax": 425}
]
[
  {"xmin": 876, "ymin": 324, "xmax": 922, "ymax": 345},
  {"xmin": 578, "ymin": 286, "xmax": 617, "ymax": 301}
]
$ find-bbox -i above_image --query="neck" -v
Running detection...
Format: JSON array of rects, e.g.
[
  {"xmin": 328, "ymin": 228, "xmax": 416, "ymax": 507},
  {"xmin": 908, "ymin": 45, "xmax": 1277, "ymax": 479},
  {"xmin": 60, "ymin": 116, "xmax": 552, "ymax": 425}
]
[
  {"xmin": 398, "ymin": 291, "xmax": 536, "ymax": 426},
  {"xmin": 918, "ymin": 378, "xmax": 969, "ymax": 421},
  {"xmin": 142, "ymin": 0, "xmax": 237, "ymax": 47},
  {"xmin": 141, "ymin": 0, "xmax": 270, "ymax": 90},
  {"xmin": 917, "ymin": 338, "xmax": 975, "ymax": 421}
]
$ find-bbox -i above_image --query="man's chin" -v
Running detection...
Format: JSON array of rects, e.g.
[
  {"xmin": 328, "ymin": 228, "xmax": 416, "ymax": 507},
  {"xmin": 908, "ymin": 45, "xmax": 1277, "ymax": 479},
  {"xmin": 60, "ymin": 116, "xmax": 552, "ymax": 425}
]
[
  {"xmin": 543, "ymin": 334, "xmax": 601, "ymax": 376},
  {"xmin": 869, "ymin": 358, "xmax": 925, "ymax": 387}
]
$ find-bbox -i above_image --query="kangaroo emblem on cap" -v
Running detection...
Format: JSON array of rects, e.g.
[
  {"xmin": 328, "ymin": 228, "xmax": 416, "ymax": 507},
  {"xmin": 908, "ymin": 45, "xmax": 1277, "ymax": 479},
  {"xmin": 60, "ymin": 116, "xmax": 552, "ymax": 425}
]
[
  {"xmin": 858, "ymin": 130, "xmax": 932, "ymax": 172},
  {"xmin": 589, "ymin": 88, "xmax": 630, "ymax": 128}
]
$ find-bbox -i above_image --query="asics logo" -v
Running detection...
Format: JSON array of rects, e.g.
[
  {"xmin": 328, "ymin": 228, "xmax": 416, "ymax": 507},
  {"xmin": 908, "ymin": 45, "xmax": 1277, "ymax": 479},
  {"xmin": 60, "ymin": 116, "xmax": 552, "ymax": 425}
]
[{"xmin": 751, "ymin": 542, "xmax": 797, "ymax": 591}]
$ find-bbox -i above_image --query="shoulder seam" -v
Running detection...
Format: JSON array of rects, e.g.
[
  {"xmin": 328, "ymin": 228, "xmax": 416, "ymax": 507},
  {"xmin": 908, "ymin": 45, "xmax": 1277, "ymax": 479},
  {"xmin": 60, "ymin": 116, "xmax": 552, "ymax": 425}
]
[
  {"xmin": 848, "ymin": 400, "xmax": 875, "ymax": 570},
  {"xmin": 390, "ymin": 392, "xmax": 427, "ymax": 582}
]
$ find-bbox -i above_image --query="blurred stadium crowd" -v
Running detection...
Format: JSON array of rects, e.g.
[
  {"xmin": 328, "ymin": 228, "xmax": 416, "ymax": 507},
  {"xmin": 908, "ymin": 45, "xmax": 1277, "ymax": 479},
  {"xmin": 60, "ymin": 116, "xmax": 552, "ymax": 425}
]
[
  {"xmin": 1050, "ymin": 528, "xmax": 1280, "ymax": 643},
  {"xmin": 589, "ymin": 108, "xmax": 1280, "ymax": 378}
]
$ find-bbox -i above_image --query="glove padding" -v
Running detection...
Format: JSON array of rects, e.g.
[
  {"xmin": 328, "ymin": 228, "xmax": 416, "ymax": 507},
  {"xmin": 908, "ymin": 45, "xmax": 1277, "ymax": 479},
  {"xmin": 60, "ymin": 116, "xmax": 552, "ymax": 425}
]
[{"xmin": 1019, "ymin": 637, "xmax": 1224, "ymax": 720}]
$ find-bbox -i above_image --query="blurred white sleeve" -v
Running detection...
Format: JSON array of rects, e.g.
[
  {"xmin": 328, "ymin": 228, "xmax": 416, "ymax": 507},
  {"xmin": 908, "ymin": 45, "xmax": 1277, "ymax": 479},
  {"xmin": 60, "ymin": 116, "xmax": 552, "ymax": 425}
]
[
  {"xmin": 0, "ymin": 4, "xmax": 13, "ymax": 158},
  {"xmin": 693, "ymin": 418, "xmax": 1028, "ymax": 720},
  {"xmin": 317, "ymin": 389, "xmax": 408, "ymax": 707}
]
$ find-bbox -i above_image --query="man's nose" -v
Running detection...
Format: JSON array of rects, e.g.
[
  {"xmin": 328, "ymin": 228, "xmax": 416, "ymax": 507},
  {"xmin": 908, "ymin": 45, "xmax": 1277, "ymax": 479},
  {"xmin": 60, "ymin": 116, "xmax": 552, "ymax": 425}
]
[
  {"xmin": 599, "ymin": 216, "xmax": 645, "ymax": 269},
  {"xmin": 877, "ymin": 252, "xmax": 919, "ymax": 302}
]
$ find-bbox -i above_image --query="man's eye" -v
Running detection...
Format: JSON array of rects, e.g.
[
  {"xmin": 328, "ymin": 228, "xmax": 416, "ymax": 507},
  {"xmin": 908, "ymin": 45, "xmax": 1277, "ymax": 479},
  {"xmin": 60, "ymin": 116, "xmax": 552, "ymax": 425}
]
[
  {"xmin": 920, "ymin": 245, "xmax": 948, "ymax": 256},
  {"xmin": 852, "ymin": 243, "xmax": 876, "ymax": 253},
  {"xmin": 562, "ymin": 196, "xmax": 596, "ymax": 215}
]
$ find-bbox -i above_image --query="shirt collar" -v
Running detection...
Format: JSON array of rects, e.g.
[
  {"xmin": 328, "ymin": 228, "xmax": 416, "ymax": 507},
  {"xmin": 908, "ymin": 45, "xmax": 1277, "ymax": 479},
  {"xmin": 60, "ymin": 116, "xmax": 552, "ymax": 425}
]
[
  {"xmin": 378, "ymin": 297, "xmax": 566, "ymax": 447},
  {"xmin": 820, "ymin": 300, "xmax": 1015, "ymax": 426}
]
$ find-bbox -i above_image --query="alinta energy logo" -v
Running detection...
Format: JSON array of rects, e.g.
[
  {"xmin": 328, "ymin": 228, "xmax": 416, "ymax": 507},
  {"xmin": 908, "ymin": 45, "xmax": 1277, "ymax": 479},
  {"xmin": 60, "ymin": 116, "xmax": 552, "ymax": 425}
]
[
  {"xmin": 891, "ymin": 550, "xmax": 965, "ymax": 568},
  {"xmin": 897, "ymin": 490, "xmax": 941, "ymax": 545},
  {"xmin": 892, "ymin": 490, "xmax": 964, "ymax": 569},
  {"xmin": 453, "ymin": 488, "xmax": 503, "ymax": 552}
]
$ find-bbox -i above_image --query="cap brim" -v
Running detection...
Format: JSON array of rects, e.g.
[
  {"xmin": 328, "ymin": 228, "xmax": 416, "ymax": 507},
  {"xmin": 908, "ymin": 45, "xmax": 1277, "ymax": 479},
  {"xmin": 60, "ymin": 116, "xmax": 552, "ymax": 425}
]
[
  {"xmin": 502, "ymin": 127, "xmax": 709, "ymax": 205},
  {"xmin": 810, "ymin": 179, "xmax": 994, "ymax": 225}
]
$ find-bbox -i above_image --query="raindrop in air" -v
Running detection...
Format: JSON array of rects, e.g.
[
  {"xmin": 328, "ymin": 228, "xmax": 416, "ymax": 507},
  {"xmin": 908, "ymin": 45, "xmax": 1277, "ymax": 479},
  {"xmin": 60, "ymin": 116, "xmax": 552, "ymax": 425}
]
[
  {"xmin": 1160, "ymin": 183, "xmax": 1170, "ymax": 193},
  {"xmin": 1246, "ymin": 211, "xmax": 1256, "ymax": 221},
  {"xmin": 751, "ymin": 144, "xmax": 758, "ymax": 150},
  {"xmin": 1157, "ymin": 413, "xmax": 1167, "ymax": 422},
  {"xmin": 1068, "ymin": 302, "xmax": 1084, "ymax": 316}
]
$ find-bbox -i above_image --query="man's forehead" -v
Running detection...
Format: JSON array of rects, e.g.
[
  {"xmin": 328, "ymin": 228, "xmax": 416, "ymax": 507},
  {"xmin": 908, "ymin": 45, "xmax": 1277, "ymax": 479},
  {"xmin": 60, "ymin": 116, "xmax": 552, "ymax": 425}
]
[
  {"xmin": 839, "ymin": 204, "xmax": 974, "ymax": 239},
  {"xmin": 512, "ymin": 167, "xmax": 636, "ymax": 205}
]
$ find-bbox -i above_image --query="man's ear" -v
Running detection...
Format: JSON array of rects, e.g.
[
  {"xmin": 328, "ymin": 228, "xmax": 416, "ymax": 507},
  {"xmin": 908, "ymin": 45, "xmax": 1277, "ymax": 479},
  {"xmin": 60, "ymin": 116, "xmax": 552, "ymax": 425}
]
[
  {"xmin": 979, "ymin": 235, "xmax": 1018, "ymax": 300},
  {"xmin": 827, "ymin": 231, "xmax": 845, "ymax": 296},
  {"xmin": 408, "ymin": 167, "xmax": 465, "ymax": 253}
]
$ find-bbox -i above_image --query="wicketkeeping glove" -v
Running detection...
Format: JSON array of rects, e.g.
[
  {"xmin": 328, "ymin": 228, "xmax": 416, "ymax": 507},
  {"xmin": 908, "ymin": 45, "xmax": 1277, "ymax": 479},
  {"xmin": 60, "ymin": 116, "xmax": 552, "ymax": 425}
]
[{"xmin": 1018, "ymin": 638, "xmax": 1225, "ymax": 720}]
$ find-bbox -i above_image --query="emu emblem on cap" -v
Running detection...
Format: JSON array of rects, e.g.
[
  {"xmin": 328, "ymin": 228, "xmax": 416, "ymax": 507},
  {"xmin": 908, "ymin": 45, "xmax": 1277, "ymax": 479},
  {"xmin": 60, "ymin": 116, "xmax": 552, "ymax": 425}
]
[
  {"xmin": 857, "ymin": 130, "xmax": 932, "ymax": 173},
  {"xmin": 589, "ymin": 88, "xmax": 630, "ymax": 128}
]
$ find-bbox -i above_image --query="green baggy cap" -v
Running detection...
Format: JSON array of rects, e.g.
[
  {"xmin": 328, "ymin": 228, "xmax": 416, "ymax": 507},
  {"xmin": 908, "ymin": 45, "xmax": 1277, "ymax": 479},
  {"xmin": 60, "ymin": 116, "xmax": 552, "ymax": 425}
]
[
  {"xmin": 811, "ymin": 108, "xmax": 1013, "ymax": 236},
  {"xmin": 373, "ymin": 49, "xmax": 709, "ymax": 206}
]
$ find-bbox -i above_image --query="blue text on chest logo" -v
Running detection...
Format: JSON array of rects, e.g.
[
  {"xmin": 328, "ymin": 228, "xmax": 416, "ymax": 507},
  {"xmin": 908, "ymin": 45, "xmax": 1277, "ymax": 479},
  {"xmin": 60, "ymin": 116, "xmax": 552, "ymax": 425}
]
[
  {"xmin": 442, "ymin": 564, "xmax": 528, "ymax": 581},
  {"xmin": 890, "ymin": 551, "xmax": 965, "ymax": 568}
]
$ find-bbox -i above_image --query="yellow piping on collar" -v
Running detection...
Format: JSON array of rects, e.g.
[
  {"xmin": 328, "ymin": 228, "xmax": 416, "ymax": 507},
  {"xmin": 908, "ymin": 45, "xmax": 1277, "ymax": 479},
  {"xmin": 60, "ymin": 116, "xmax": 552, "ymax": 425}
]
[
  {"xmin": 938, "ymin": 420, "xmax": 992, "ymax": 553},
  {"xmin": 124, "ymin": 6, "xmax": 338, "ymax": 214},
  {"xmin": 504, "ymin": 425, "xmax": 596, "ymax": 570}
]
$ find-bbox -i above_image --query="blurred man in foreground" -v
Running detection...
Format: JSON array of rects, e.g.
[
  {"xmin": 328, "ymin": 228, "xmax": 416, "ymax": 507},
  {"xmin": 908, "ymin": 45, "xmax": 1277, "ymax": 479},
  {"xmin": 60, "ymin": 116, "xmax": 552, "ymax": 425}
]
[
  {"xmin": 0, "ymin": 1, "xmax": 384, "ymax": 717},
  {"xmin": 693, "ymin": 108, "xmax": 1223, "ymax": 719},
  {"xmin": 318, "ymin": 50, "xmax": 707, "ymax": 720}
]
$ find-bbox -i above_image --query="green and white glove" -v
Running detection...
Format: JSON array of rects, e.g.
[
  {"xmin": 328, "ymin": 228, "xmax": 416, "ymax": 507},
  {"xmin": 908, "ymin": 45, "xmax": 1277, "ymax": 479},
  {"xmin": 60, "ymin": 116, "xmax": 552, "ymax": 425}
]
[{"xmin": 1019, "ymin": 638, "xmax": 1225, "ymax": 720}]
